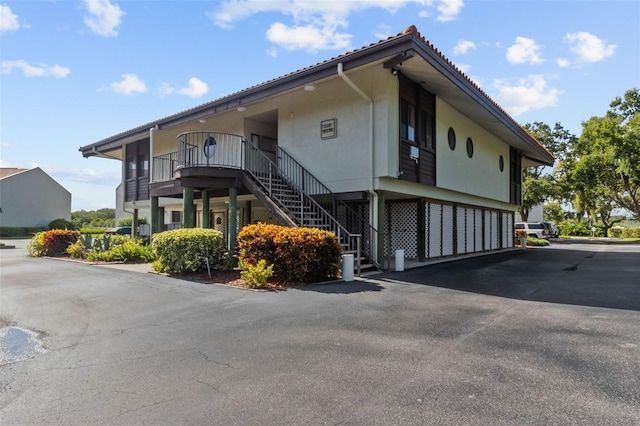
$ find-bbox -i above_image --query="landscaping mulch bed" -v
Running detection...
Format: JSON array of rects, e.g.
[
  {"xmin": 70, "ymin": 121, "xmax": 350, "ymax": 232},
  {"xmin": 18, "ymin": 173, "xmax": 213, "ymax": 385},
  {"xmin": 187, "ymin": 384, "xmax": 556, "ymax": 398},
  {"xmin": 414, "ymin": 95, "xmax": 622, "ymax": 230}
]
[{"xmin": 174, "ymin": 269, "xmax": 289, "ymax": 290}]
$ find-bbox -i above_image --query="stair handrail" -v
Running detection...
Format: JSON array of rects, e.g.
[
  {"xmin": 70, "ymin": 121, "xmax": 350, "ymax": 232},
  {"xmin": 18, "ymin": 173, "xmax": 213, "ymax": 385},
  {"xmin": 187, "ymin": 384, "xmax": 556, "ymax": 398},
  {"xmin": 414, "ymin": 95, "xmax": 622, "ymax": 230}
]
[
  {"xmin": 275, "ymin": 146, "xmax": 379, "ymax": 265},
  {"xmin": 243, "ymin": 138, "xmax": 365, "ymax": 270}
]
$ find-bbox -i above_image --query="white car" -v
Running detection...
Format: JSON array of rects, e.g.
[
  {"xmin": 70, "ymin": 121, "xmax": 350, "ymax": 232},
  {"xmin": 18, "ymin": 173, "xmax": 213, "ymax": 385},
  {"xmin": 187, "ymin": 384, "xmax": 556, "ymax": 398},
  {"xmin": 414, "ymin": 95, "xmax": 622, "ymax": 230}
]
[{"xmin": 515, "ymin": 222, "xmax": 548, "ymax": 239}]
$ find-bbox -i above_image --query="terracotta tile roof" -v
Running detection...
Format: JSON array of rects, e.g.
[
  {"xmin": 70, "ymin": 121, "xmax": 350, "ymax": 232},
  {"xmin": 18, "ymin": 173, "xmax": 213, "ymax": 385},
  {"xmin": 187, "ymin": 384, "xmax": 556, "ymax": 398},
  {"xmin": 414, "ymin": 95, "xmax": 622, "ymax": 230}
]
[
  {"xmin": 81, "ymin": 25, "xmax": 553, "ymax": 161},
  {"xmin": 398, "ymin": 25, "xmax": 553, "ymax": 160}
]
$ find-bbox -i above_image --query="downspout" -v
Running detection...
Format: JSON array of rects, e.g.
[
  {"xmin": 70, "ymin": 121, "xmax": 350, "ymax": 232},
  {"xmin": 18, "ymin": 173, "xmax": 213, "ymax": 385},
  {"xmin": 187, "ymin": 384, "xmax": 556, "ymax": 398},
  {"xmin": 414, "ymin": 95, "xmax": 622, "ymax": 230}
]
[
  {"xmin": 149, "ymin": 125, "xmax": 159, "ymax": 183},
  {"xmin": 149, "ymin": 125, "xmax": 159, "ymax": 238},
  {"xmin": 337, "ymin": 63, "xmax": 379, "ymax": 263}
]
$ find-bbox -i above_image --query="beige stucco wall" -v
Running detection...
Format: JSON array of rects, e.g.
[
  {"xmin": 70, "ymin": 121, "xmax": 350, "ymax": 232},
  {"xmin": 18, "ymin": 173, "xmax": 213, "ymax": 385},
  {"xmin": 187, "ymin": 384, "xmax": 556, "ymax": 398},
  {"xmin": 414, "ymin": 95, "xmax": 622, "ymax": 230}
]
[
  {"xmin": 276, "ymin": 64, "xmax": 396, "ymax": 193},
  {"xmin": 144, "ymin": 66, "xmax": 515, "ymax": 212},
  {"xmin": 0, "ymin": 168, "xmax": 71, "ymax": 227},
  {"xmin": 435, "ymin": 99, "xmax": 511, "ymax": 203}
]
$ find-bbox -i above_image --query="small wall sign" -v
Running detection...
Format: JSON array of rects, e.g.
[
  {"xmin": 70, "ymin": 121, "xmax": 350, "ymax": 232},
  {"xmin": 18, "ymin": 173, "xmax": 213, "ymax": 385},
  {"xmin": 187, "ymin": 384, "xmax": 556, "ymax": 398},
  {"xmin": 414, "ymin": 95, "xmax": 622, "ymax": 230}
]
[{"xmin": 321, "ymin": 118, "xmax": 337, "ymax": 140}]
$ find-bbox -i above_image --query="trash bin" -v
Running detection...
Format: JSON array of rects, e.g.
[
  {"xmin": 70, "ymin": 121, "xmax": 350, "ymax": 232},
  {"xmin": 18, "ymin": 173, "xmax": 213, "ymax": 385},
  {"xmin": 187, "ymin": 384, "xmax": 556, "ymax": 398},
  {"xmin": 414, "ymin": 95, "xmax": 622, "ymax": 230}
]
[
  {"xmin": 342, "ymin": 254, "xmax": 354, "ymax": 282},
  {"xmin": 395, "ymin": 249, "xmax": 404, "ymax": 272}
]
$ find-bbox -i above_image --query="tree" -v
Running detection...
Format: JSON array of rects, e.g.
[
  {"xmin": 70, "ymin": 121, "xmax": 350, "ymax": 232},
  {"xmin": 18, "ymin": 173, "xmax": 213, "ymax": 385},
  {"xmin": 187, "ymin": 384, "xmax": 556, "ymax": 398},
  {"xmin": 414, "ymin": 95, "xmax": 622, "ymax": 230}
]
[
  {"xmin": 543, "ymin": 201, "xmax": 565, "ymax": 224},
  {"xmin": 71, "ymin": 208, "xmax": 116, "ymax": 228},
  {"xmin": 520, "ymin": 122, "xmax": 574, "ymax": 221},
  {"xmin": 554, "ymin": 88, "xmax": 640, "ymax": 231}
]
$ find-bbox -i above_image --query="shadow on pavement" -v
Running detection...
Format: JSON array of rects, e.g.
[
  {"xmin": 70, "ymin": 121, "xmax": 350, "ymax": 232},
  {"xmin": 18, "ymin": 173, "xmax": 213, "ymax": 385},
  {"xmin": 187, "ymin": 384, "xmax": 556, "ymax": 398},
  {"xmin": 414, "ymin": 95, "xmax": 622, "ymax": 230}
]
[
  {"xmin": 298, "ymin": 281, "xmax": 384, "ymax": 294},
  {"xmin": 373, "ymin": 244, "xmax": 640, "ymax": 312}
]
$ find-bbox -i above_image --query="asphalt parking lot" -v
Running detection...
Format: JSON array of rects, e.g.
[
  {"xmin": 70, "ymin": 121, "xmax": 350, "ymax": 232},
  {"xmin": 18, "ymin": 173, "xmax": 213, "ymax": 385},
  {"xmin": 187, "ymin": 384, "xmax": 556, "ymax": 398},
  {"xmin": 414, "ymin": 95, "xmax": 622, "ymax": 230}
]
[{"xmin": 1, "ymin": 239, "xmax": 639, "ymax": 425}]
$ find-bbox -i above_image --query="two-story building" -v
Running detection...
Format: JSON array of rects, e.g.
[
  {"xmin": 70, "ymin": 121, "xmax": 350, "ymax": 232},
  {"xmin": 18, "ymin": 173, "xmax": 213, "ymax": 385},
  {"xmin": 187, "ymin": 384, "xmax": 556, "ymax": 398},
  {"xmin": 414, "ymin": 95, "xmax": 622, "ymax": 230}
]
[{"xmin": 79, "ymin": 25, "xmax": 554, "ymax": 269}]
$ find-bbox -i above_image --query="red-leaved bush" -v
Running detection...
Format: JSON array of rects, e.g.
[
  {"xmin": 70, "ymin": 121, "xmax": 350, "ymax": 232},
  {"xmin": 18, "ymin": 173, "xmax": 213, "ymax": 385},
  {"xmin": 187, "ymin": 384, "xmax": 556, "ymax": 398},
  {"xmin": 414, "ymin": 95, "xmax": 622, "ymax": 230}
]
[
  {"xmin": 237, "ymin": 223, "xmax": 342, "ymax": 283},
  {"xmin": 42, "ymin": 230, "xmax": 78, "ymax": 257}
]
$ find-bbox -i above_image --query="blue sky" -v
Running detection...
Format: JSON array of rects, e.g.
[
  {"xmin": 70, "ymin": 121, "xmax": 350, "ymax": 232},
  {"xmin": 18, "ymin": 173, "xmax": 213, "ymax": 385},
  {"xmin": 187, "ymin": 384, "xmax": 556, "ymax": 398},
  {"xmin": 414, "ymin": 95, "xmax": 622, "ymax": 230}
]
[{"xmin": 1, "ymin": 0, "xmax": 639, "ymax": 211}]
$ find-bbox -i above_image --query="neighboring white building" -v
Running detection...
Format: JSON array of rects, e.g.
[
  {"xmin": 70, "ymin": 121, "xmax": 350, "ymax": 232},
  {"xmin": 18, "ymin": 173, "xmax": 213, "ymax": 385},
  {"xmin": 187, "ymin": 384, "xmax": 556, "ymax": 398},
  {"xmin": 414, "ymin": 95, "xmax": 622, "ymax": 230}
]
[
  {"xmin": 515, "ymin": 204, "xmax": 544, "ymax": 223},
  {"xmin": 80, "ymin": 25, "xmax": 554, "ymax": 268},
  {"xmin": 0, "ymin": 167, "xmax": 71, "ymax": 228}
]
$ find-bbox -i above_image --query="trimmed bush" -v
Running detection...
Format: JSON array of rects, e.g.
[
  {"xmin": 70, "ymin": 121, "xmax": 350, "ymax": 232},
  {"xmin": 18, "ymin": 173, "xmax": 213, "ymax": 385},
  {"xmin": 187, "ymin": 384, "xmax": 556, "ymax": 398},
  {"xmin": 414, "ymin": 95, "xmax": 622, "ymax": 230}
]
[
  {"xmin": 152, "ymin": 228, "xmax": 225, "ymax": 273},
  {"xmin": 237, "ymin": 223, "xmax": 342, "ymax": 284},
  {"xmin": 608, "ymin": 228, "xmax": 624, "ymax": 238},
  {"xmin": 0, "ymin": 226, "xmax": 46, "ymax": 238},
  {"xmin": 48, "ymin": 218, "xmax": 75, "ymax": 230},
  {"xmin": 80, "ymin": 227, "xmax": 106, "ymax": 235},
  {"xmin": 622, "ymin": 228, "xmax": 640, "ymax": 239}
]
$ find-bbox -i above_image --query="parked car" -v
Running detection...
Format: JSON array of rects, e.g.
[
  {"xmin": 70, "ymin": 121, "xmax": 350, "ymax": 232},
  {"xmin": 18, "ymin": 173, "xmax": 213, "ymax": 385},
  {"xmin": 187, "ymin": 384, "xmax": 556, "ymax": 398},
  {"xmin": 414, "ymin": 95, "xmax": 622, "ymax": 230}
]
[
  {"xmin": 515, "ymin": 222, "xmax": 548, "ymax": 239},
  {"xmin": 542, "ymin": 221, "xmax": 559, "ymax": 238},
  {"xmin": 105, "ymin": 226, "xmax": 132, "ymax": 235}
]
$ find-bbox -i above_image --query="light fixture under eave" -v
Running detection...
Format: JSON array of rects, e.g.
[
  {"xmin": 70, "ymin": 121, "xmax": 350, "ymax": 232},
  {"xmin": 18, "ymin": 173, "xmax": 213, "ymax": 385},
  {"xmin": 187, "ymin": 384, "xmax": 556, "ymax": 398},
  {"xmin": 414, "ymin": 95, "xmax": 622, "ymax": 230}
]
[
  {"xmin": 304, "ymin": 84, "xmax": 316, "ymax": 92},
  {"xmin": 199, "ymin": 119, "xmax": 207, "ymax": 123},
  {"xmin": 237, "ymin": 106, "xmax": 247, "ymax": 112}
]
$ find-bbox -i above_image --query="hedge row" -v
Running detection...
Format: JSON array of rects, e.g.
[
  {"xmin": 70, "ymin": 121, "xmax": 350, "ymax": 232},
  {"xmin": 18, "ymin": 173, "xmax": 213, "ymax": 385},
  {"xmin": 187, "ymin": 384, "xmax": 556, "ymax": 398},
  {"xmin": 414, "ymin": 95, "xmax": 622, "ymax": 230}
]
[
  {"xmin": 152, "ymin": 228, "xmax": 226, "ymax": 273},
  {"xmin": 0, "ymin": 226, "xmax": 46, "ymax": 238},
  {"xmin": 607, "ymin": 227, "xmax": 640, "ymax": 239},
  {"xmin": 237, "ymin": 223, "xmax": 342, "ymax": 284}
]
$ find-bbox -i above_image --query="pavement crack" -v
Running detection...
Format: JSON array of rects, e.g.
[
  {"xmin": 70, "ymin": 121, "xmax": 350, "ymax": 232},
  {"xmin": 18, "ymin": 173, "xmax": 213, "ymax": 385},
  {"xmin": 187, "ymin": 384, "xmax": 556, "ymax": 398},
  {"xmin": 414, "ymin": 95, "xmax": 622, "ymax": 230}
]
[
  {"xmin": 197, "ymin": 350, "xmax": 236, "ymax": 369},
  {"xmin": 111, "ymin": 396, "xmax": 186, "ymax": 419}
]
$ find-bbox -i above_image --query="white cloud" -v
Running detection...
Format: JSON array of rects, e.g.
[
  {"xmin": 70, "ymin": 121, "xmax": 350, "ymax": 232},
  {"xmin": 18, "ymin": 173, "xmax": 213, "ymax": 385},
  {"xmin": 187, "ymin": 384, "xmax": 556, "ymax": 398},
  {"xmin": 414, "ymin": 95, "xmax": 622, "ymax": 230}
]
[
  {"xmin": 1, "ymin": 60, "xmax": 70, "ymax": 78},
  {"xmin": 83, "ymin": 0, "xmax": 125, "ymax": 37},
  {"xmin": 109, "ymin": 73, "xmax": 147, "ymax": 95},
  {"xmin": 0, "ymin": 4, "xmax": 19, "ymax": 33},
  {"xmin": 266, "ymin": 22, "xmax": 351, "ymax": 52},
  {"xmin": 456, "ymin": 63, "xmax": 471, "ymax": 74},
  {"xmin": 209, "ymin": 1, "xmax": 464, "ymax": 52},
  {"xmin": 453, "ymin": 39, "xmax": 476, "ymax": 55},
  {"xmin": 492, "ymin": 74, "xmax": 563, "ymax": 117},
  {"xmin": 436, "ymin": 0, "xmax": 464, "ymax": 22},
  {"xmin": 565, "ymin": 31, "xmax": 617, "ymax": 63},
  {"xmin": 506, "ymin": 37, "xmax": 544, "ymax": 64},
  {"xmin": 556, "ymin": 58, "xmax": 571, "ymax": 68},
  {"xmin": 177, "ymin": 78, "xmax": 209, "ymax": 98},
  {"xmin": 374, "ymin": 23, "xmax": 393, "ymax": 40},
  {"xmin": 160, "ymin": 78, "xmax": 209, "ymax": 98}
]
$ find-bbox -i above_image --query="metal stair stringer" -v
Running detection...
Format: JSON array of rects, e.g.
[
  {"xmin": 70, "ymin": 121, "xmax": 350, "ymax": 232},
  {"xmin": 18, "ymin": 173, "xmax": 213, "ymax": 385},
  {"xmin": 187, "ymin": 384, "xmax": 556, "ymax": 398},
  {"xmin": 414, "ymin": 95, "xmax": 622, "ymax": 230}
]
[{"xmin": 240, "ymin": 172, "xmax": 297, "ymax": 227}]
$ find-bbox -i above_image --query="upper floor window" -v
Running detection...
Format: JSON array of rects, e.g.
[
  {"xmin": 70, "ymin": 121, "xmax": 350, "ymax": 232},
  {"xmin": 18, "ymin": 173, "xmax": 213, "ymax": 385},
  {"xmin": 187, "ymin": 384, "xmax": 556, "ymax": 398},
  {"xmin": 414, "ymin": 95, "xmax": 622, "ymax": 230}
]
[
  {"xmin": 400, "ymin": 99, "xmax": 416, "ymax": 142},
  {"xmin": 420, "ymin": 110, "xmax": 435, "ymax": 150},
  {"xmin": 137, "ymin": 153, "xmax": 149, "ymax": 178},
  {"xmin": 126, "ymin": 156, "xmax": 136, "ymax": 179}
]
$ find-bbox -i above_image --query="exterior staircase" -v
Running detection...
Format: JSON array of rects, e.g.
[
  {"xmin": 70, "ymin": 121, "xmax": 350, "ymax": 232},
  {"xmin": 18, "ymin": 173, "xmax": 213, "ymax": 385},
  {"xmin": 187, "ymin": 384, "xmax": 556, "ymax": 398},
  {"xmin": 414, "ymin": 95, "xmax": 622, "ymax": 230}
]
[
  {"xmin": 167, "ymin": 131, "xmax": 379, "ymax": 274},
  {"xmin": 242, "ymin": 138, "xmax": 377, "ymax": 274}
]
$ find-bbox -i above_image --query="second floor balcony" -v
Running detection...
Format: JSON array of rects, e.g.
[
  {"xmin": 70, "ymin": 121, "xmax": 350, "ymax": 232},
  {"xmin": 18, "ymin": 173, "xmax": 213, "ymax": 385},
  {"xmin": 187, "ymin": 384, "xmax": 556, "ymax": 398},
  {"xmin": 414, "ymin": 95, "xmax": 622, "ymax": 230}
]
[{"xmin": 152, "ymin": 132, "xmax": 245, "ymax": 182}]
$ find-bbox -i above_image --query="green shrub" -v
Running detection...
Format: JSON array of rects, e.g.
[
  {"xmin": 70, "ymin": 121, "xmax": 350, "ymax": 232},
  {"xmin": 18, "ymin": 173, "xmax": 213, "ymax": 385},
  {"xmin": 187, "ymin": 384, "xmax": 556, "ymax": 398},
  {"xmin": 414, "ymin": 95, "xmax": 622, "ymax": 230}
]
[
  {"xmin": 151, "ymin": 228, "xmax": 225, "ymax": 273},
  {"xmin": 621, "ymin": 228, "xmax": 640, "ymax": 239},
  {"xmin": 0, "ymin": 226, "xmax": 46, "ymax": 238},
  {"xmin": 117, "ymin": 216, "xmax": 147, "ymax": 226},
  {"xmin": 66, "ymin": 240, "xmax": 86, "ymax": 258},
  {"xmin": 608, "ymin": 228, "xmax": 624, "ymax": 238},
  {"xmin": 239, "ymin": 258, "xmax": 274, "ymax": 289},
  {"xmin": 237, "ymin": 223, "xmax": 342, "ymax": 283},
  {"xmin": 48, "ymin": 218, "xmax": 75, "ymax": 230},
  {"xmin": 558, "ymin": 219, "xmax": 591, "ymax": 237},
  {"xmin": 80, "ymin": 227, "xmax": 106, "ymax": 235},
  {"xmin": 526, "ymin": 236, "xmax": 550, "ymax": 246},
  {"xmin": 87, "ymin": 239, "xmax": 155, "ymax": 263},
  {"xmin": 27, "ymin": 231, "xmax": 46, "ymax": 257}
]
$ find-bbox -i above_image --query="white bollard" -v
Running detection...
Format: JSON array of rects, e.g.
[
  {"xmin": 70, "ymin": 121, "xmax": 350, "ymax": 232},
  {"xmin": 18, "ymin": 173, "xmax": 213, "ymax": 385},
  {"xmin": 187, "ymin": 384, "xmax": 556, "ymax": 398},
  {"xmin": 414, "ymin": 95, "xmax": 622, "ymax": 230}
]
[
  {"xmin": 342, "ymin": 254, "xmax": 354, "ymax": 282},
  {"xmin": 395, "ymin": 249, "xmax": 405, "ymax": 272}
]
